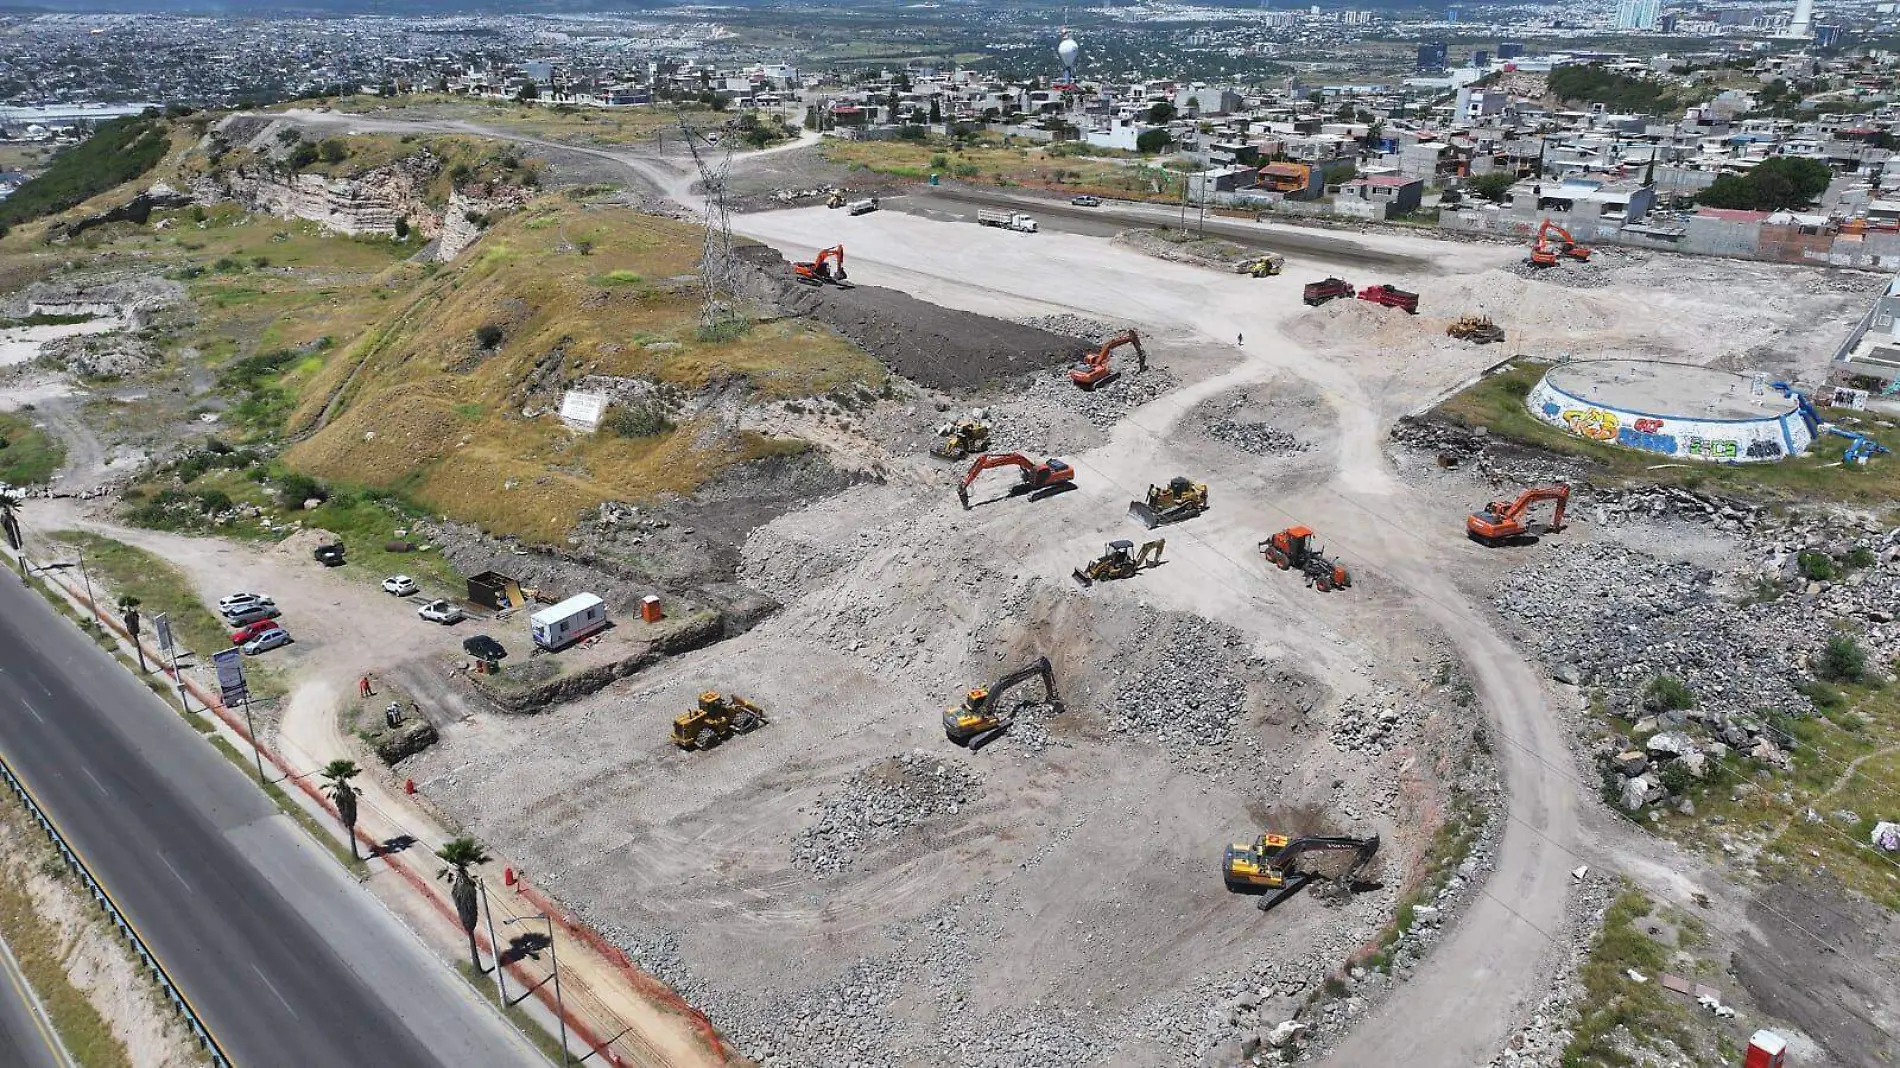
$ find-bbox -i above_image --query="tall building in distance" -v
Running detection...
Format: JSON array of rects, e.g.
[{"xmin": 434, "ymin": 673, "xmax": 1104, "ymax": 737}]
[
  {"xmin": 1790, "ymin": 0, "xmax": 1816, "ymax": 37},
  {"xmin": 1613, "ymin": 0, "xmax": 1661, "ymax": 29},
  {"xmin": 1498, "ymin": 41, "xmax": 1524, "ymax": 59},
  {"xmin": 1417, "ymin": 42, "xmax": 1448, "ymax": 72}
]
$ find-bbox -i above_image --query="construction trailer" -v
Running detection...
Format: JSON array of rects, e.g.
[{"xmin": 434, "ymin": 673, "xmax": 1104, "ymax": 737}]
[{"xmin": 530, "ymin": 593, "xmax": 609, "ymax": 651}]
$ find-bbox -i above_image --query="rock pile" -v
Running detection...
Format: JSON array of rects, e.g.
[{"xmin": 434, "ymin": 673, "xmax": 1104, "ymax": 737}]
[
  {"xmin": 1002, "ymin": 365, "xmax": 1181, "ymax": 435},
  {"xmin": 1112, "ymin": 613, "xmax": 1256, "ymax": 750},
  {"xmin": 790, "ymin": 753, "xmax": 983, "ymax": 874},
  {"xmin": 1015, "ymin": 313, "xmax": 1126, "ymax": 343},
  {"xmin": 1206, "ymin": 418, "xmax": 1308, "ymax": 456},
  {"xmin": 1329, "ymin": 688, "xmax": 1423, "ymax": 756}
]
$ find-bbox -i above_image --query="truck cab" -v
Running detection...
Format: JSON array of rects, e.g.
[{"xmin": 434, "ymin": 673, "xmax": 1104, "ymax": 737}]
[{"xmin": 1301, "ymin": 278, "xmax": 1355, "ymax": 306}]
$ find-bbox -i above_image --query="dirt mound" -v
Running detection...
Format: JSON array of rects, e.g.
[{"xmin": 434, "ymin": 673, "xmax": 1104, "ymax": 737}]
[
  {"xmin": 743, "ymin": 248, "xmax": 1087, "ymax": 390},
  {"xmin": 274, "ymin": 527, "xmax": 342, "ymax": 558}
]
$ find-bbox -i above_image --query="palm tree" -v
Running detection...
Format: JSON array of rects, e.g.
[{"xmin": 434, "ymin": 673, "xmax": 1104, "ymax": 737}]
[
  {"xmin": 436, "ymin": 836, "xmax": 492, "ymax": 973},
  {"xmin": 318, "ymin": 759, "xmax": 362, "ymax": 860},
  {"xmin": 0, "ymin": 489, "xmax": 22, "ymax": 574}
]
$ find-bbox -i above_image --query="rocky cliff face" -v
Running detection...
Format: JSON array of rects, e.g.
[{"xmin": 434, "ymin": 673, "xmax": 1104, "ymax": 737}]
[
  {"xmin": 437, "ymin": 183, "xmax": 536, "ymax": 261},
  {"xmin": 192, "ymin": 154, "xmax": 443, "ymax": 240}
]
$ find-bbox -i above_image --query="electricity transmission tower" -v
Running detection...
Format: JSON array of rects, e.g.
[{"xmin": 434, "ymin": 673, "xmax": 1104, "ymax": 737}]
[{"xmin": 676, "ymin": 109, "xmax": 742, "ymax": 336}]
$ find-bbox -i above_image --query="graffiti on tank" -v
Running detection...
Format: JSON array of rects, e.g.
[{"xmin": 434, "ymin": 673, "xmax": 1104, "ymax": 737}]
[
  {"xmin": 1685, "ymin": 436, "xmax": 1739, "ymax": 460},
  {"xmin": 1632, "ymin": 418, "xmax": 1663, "ymax": 434},
  {"xmin": 1746, "ymin": 439, "xmax": 1784, "ymax": 459},
  {"xmin": 1562, "ymin": 408, "xmax": 1619, "ymax": 441},
  {"xmin": 1541, "ymin": 400, "xmax": 1561, "ymax": 418},
  {"xmin": 1616, "ymin": 425, "xmax": 1677, "ymax": 453}
]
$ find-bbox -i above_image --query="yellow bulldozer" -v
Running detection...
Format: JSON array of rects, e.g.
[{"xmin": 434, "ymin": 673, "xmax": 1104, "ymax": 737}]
[
  {"xmin": 1073, "ymin": 538, "xmax": 1165, "ymax": 587},
  {"xmin": 1446, "ymin": 315, "xmax": 1505, "ymax": 345},
  {"xmin": 930, "ymin": 416, "xmax": 992, "ymax": 460},
  {"xmin": 672, "ymin": 691, "xmax": 769, "ymax": 750},
  {"xmin": 1236, "ymin": 253, "xmax": 1285, "ymax": 277},
  {"xmin": 1130, "ymin": 477, "xmax": 1209, "ymax": 528}
]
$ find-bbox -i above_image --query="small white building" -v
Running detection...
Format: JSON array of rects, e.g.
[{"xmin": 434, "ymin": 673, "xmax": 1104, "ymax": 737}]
[{"xmin": 531, "ymin": 593, "xmax": 610, "ymax": 651}]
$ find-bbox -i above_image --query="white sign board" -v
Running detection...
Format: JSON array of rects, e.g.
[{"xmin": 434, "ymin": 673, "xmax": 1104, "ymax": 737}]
[
  {"xmin": 153, "ymin": 612, "xmax": 173, "ymax": 654},
  {"xmin": 212, "ymin": 648, "xmax": 247, "ymax": 704},
  {"xmin": 560, "ymin": 390, "xmax": 609, "ymax": 432}
]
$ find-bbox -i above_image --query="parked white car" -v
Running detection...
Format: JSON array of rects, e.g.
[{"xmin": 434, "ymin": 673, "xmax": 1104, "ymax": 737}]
[
  {"xmin": 225, "ymin": 604, "xmax": 282, "ymax": 626},
  {"xmin": 241, "ymin": 627, "xmax": 291, "ymax": 655},
  {"xmin": 382, "ymin": 575, "xmax": 419, "ymax": 596},
  {"xmin": 417, "ymin": 600, "xmax": 464, "ymax": 625},
  {"xmin": 218, "ymin": 592, "xmax": 274, "ymax": 615}
]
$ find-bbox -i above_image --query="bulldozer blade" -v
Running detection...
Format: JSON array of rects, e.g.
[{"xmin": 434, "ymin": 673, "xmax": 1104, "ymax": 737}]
[
  {"xmin": 1128, "ymin": 501, "xmax": 1161, "ymax": 529},
  {"xmin": 1255, "ymin": 872, "xmax": 1316, "ymax": 913}
]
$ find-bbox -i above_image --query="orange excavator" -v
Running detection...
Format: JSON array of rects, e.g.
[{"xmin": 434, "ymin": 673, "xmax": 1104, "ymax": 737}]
[
  {"xmin": 1527, "ymin": 219, "xmax": 1591, "ymax": 268},
  {"xmin": 793, "ymin": 244, "xmax": 850, "ymax": 286},
  {"xmin": 1466, "ymin": 483, "xmax": 1570, "ymax": 545},
  {"xmin": 1069, "ymin": 329, "xmax": 1148, "ymax": 390},
  {"xmin": 956, "ymin": 452, "xmax": 1076, "ymax": 509}
]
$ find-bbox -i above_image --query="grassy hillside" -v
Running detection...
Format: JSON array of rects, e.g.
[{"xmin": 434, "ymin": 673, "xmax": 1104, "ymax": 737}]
[
  {"xmin": 282, "ymin": 196, "xmax": 882, "ymax": 542},
  {"xmin": 0, "ymin": 115, "xmax": 170, "ymax": 229}
]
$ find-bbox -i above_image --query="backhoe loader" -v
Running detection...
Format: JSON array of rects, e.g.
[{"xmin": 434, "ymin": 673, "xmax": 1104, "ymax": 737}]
[
  {"xmin": 1072, "ymin": 538, "xmax": 1165, "ymax": 587},
  {"xmin": 1223, "ymin": 832, "xmax": 1381, "ymax": 912},
  {"xmin": 957, "ymin": 452, "xmax": 1075, "ymax": 509},
  {"xmin": 1069, "ymin": 329, "xmax": 1147, "ymax": 390},
  {"xmin": 792, "ymin": 244, "xmax": 850, "ymax": 286},
  {"xmin": 943, "ymin": 657, "xmax": 1062, "ymax": 750},
  {"xmin": 1466, "ymin": 483, "xmax": 1569, "ymax": 545},
  {"xmin": 1129, "ymin": 476, "xmax": 1208, "ymax": 528},
  {"xmin": 672, "ymin": 691, "xmax": 769, "ymax": 750},
  {"xmin": 1259, "ymin": 526, "xmax": 1351, "ymax": 592},
  {"xmin": 930, "ymin": 416, "xmax": 992, "ymax": 460}
]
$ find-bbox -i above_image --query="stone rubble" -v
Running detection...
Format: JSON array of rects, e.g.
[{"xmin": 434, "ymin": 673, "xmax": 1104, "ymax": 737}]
[
  {"xmin": 1205, "ymin": 417, "xmax": 1309, "ymax": 457},
  {"xmin": 1013, "ymin": 313, "xmax": 1127, "ymax": 343},
  {"xmin": 1112, "ymin": 611, "xmax": 1257, "ymax": 751},
  {"xmin": 791, "ymin": 753, "xmax": 984, "ymax": 875}
]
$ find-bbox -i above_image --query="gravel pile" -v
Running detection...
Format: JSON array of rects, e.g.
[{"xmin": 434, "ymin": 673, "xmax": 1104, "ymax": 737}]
[
  {"xmin": 1502, "ymin": 255, "xmax": 1620, "ymax": 289},
  {"xmin": 1014, "ymin": 313, "xmax": 1126, "ymax": 343},
  {"xmin": 791, "ymin": 753, "xmax": 984, "ymax": 874},
  {"xmin": 1111, "ymin": 612, "xmax": 1256, "ymax": 750},
  {"xmin": 1206, "ymin": 418, "xmax": 1308, "ymax": 456},
  {"xmin": 995, "ymin": 366, "xmax": 1182, "ymax": 438},
  {"xmin": 1329, "ymin": 688, "xmax": 1423, "ymax": 756}
]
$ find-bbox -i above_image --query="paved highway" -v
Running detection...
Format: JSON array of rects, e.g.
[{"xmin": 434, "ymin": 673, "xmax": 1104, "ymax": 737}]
[
  {"xmin": 0, "ymin": 573, "xmax": 542, "ymax": 1067},
  {"xmin": 0, "ymin": 929, "xmax": 72, "ymax": 1068}
]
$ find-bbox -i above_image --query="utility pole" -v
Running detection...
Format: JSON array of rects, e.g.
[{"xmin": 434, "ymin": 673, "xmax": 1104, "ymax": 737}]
[{"xmin": 505, "ymin": 914, "xmax": 569, "ymax": 1065}]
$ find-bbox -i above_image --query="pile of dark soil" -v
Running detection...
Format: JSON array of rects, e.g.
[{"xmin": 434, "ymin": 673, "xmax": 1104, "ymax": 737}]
[{"xmin": 735, "ymin": 245, "xmax": 1086, "ymax": 390}]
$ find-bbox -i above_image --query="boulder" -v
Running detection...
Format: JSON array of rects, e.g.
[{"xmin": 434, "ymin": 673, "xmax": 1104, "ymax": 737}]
[
  {"xmin": 1266, "ymin": 1020, "xmax": 1308, "ymax": 1049},
  {"xmin": 1646, "ymin": 732, "xmax": 1694, "ymax": 759},
  {"xmin": 1621, "ymin": 774, "xmax": 1660, "ymax": 811},
  {"xmin": 1680, "ymin": 748, "xmax": 1709, "ymax": 779},
  {"xmin": 1750, "ymin": 738, "xmax": 1790, "ymax": 769},
  {"xmin": 1611, "ymin": 750, "xmax": 1649, "ymax": 777}
]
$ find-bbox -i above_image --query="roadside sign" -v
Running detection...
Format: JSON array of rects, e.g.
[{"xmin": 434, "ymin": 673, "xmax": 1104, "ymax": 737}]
[
  {"xmin": 212, "ymin": 648, "xmax": 247, "ymax": 704},
  {"xmin": 153, "ymin": 613, "xmax": 174, "ymax": 655}
]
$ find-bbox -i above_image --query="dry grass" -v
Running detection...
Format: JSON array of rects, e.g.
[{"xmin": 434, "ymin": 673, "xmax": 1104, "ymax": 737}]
[
  {"xmin": 282, "ymin": 200, "xmax": 879, "ymax": 542},
  {"xmin": 824, "ymin": 135, "xmax": 1184, "ymax": 202},
  {"xmin": 316, "ymin": 93, "xmax": 717, "ymax": 147}
]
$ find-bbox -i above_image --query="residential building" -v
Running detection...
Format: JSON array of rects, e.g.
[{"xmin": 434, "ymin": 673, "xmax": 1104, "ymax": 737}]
[{"xmin": 1335, "ymin": 174, "xmax": 1425, "ymax": 219}]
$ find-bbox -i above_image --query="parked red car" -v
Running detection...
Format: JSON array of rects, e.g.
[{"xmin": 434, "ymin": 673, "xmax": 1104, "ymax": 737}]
[{"xmin": 231, "ymin": 619, "xmax": 283, "ymax": 644}]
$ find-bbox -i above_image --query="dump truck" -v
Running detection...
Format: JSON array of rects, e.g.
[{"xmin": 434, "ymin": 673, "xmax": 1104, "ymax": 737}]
[
  {"xmin": 672, "ymin": 691, "xmax": 768, "ymax": 750},
  {"xmin": 978, "ymin": 209, "xmax": 1039, "ymax": 233},
  {"xmin": 1358, "ymin": 284, "xmax": 1419, "ymax": 314},
  {"xmin": 1302, "ymin": 278, "xmax": 1355, "ymax": 306}
]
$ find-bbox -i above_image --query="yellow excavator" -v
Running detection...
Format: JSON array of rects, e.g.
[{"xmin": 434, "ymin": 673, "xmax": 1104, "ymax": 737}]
[
  {"xmin": 930, "ymin": 416, "xmax": 992, "ymax": 460},
  {"xmin": 672, "ymin": 691, "xmax": 768, "ymax": 750},
  {"xmin": 1073, "ymin": 538, "xmax": 1165, "ymax": 587},
  {"xmin": 1129, "ymin": 477, "xmax": 1209, "ymax": 528},
  {"xmin": 1223, "ymin": 832, "xmax": 1381, "ymax": 912},
  {"xmin": 943, "ymin": 657, "xmax": 1060, "ymax": 750}
]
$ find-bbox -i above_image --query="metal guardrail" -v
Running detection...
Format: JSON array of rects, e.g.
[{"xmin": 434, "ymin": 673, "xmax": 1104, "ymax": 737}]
[{"xmin": 0, "ymin": 751, "xmax": 232, "ymax": 1067}]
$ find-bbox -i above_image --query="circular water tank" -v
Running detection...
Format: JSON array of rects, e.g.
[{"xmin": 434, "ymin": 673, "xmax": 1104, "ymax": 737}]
[
  {"xmin": 1527, "ymin": 359, "xmax": 1809, "ymax": 463},
  {"xmin": 1057, "ymin": 37, "xmax": 1080, "ymax": 67}
]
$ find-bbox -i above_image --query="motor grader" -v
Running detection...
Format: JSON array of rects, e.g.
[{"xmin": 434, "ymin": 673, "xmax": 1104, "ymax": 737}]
[
  {"xmin": 1072, "ymin": 538, "xmax": 1165, "ymax": 587},
  {"xmin": 1129, "ymin": 476, "xmax": 1208, "ymax": 528},
  {"xmin": 1446, "ymin": 315, "xmax": 1505, "ymax": 345},
  {"xmin": 672, "ymin": 691, "xmax": 768, "ymax": 750},
  {"xmin": 930, "ymin": 416, "xmax": 992, "ymax": 460}
]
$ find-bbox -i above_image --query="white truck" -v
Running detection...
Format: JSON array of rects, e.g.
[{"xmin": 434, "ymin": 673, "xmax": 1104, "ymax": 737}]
[
  {"xmin": 977, "ymin": 209, "xmax": 1039, "ymax": 233},
  {"xmin": 846, "ymin": 197, "xmax": 880, "ymax": 215}
]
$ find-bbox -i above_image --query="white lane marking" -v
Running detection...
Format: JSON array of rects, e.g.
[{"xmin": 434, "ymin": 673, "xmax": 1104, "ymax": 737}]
[
  {"xmin": 250, "ymin": 963, "xmax": 300, "ymax": 1020},
  {"xmin": 156, "ymin": 852, "xmax": 193, "ymax": 892},
  {"xmin": 20, "ymin": 698, "xmax": 43, "ymax": 723},
  {"xmin": 80, "ymin": 766, "xmax": 111, "ymax": 798}
]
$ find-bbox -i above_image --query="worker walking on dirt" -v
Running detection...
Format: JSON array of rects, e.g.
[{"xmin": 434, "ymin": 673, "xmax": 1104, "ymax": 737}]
[
  {"xmin": 1237, "ymin": 332, "xmax": 1244, "ymax": 346},
  {"xmin": 359, "ymin": 675, "xmax": 374, "ymax": 698}
]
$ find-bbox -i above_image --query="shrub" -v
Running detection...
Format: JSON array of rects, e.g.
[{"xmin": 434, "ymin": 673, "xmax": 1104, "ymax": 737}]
[
  {"xmin": 1796, "ymin": 550, "xmax": 1835, "ymax": 581},
  {"xmin": 601, "ymin": 403, "xmax": 673, "ymax": 439},
  {"xmin": 1468, "ymin": 171, "xmax": 1517, "ymax": 202},
  {"xmin": 1815, "ymin": 634, "xmax": 1867, "ymax": 683},
  {"xmin": 213, "ymin": 257, "xmax": 240, "ymax": 272},
  {"xmin": 250, "ymin": 256, "xmax": 270, "ymax": 269},
  {"xmin": 286, "ymin": 142, "xmax": 320, "ymax": 170},
  {"xmin": 1657, "ymin": 761, "xmax": 1693, "ymax": 797},
  {"xmin": 1644, "ymin": 675, "xmax": 1695, "ymax": 712},
  {"xmin": 929, "ymin": 154, "xmax": 950, "ymax": 169},
  {"xmin": 474, "ymin": 323, "xmax": 504, "ymax": 349},
  {"xmin": 277, "ymin": 472, "xmax": 328, "ymax": 509},
  {"xmin": 394, "ymin": 216, "xmax": 410, "ymax": 239},
  {"xmin": 1845, "ymin": 546, "xmax": 1876, "ymax": 569},
  {"xmin": 318, "ymin": 139, "xmax": 348, "ymax": 165}
]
